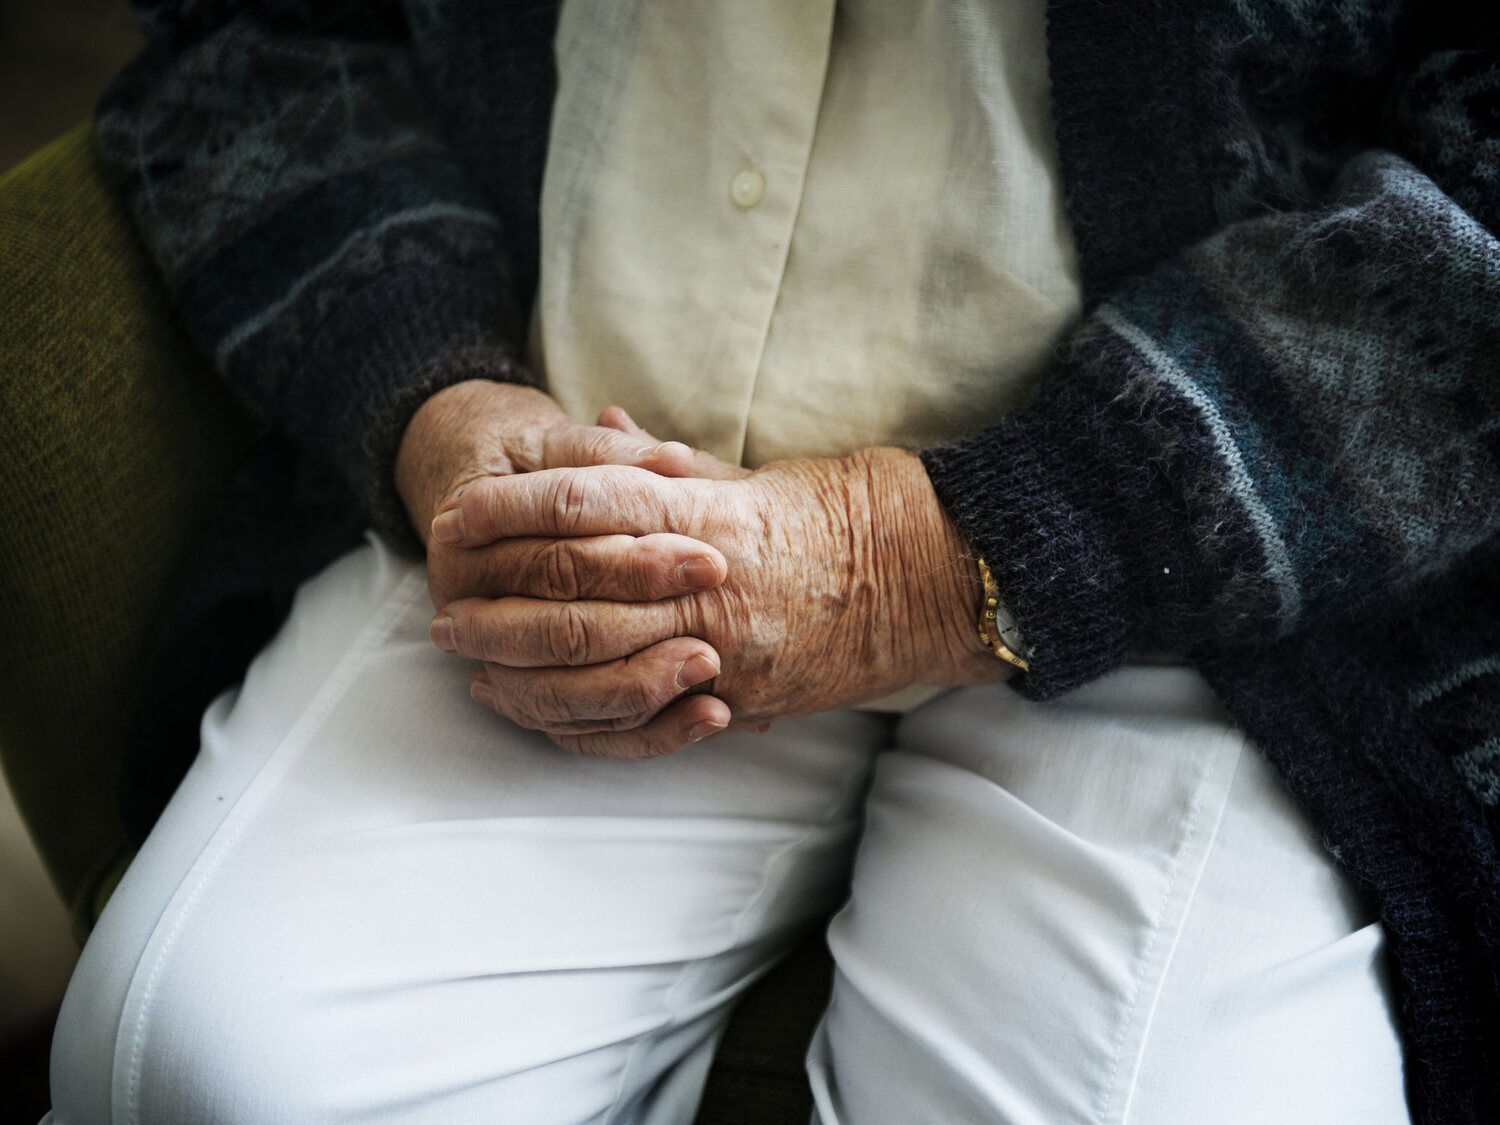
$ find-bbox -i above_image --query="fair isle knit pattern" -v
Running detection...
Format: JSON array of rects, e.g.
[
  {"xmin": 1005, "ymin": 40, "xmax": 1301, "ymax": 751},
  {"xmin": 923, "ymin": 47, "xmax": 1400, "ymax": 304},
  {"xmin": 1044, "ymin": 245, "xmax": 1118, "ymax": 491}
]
[
  {"xmin": 96, "ymin": 0, "xmax": 555, "ymax": 541},
  {"xmin": 96, "ymin": 0, "xmax": 1497, "ymax": 1119}
]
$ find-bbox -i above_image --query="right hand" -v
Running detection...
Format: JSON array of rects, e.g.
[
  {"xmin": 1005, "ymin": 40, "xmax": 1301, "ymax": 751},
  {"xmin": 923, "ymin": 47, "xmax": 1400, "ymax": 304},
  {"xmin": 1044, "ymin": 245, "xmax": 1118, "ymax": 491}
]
[{"xmin": 396, "ymin": 380, "xmax": 722, "ymax": 610}]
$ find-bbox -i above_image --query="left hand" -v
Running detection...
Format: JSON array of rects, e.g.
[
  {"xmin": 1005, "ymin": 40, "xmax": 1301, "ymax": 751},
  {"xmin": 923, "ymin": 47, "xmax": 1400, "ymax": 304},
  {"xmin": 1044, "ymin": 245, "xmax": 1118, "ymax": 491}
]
[
  {"xmin": 396, "ymin": 383, "xmax": 727, "ymax": 610},
  {"xmin": 428, "ymin": 444, "xmax": 1010, "ymax": 759}
]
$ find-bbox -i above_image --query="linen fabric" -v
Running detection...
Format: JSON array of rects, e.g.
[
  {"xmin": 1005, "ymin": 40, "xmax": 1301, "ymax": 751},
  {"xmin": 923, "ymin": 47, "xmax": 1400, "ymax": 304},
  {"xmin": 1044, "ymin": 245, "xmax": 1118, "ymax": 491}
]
[
  {"xmin": 536, "ymin": 0, "xmax": 1081, "ymax": 467},
  {"xmin": 48, "ymin": 538, "xmax": 1406, "ymax": 1123},
  {"xmin": 90, "ymin": 1, "xmax": 1500, "ymax": 1114}
]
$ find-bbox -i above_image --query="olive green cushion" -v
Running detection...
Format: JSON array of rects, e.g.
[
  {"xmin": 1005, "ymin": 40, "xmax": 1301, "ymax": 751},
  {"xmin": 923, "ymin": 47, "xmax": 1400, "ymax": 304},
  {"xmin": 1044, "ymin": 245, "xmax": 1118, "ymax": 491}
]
[
  {"xmin": 0, "ymin": 124, "xmax": 253, "ymax": 933},
  {"xmin": 0, "ymin": 124, "xmax": 831, "ymax": 1122}
]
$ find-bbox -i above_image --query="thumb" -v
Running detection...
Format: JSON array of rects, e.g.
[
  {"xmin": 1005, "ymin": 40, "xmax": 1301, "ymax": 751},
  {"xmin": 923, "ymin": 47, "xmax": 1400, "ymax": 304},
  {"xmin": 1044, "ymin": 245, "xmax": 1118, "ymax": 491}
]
[{"xmin": 596, "ymin": 406, "xmax": 751, "ymax": 481}]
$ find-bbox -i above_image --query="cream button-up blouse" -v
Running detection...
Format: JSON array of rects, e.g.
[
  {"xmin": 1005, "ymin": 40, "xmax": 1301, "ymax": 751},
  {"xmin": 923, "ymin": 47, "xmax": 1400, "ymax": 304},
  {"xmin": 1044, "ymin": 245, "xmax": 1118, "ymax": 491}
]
[{"xmin": 531, "ymin": 0, "xmax": 1083, "ymax": 708}]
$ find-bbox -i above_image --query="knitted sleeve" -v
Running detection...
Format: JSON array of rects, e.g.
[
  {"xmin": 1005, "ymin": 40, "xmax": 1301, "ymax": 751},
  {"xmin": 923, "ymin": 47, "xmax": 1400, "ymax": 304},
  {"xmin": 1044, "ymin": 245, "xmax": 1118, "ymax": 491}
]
[
  {"xmin": 921, "ymin": 36, "xmax": 1500, "ymax": 700},
  {"xmin": 93, "ymin": 0, "xmax": 539, "ymax": 547}
]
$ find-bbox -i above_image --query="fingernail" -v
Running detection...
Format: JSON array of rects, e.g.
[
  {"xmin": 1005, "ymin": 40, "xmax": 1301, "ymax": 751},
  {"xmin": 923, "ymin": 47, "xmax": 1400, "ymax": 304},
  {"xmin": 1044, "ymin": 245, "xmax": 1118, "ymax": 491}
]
[
  {"xmin": 470, "ymin": 679, "xmax": 494, "ymax": 706},
  {"xmin": 687, "ymin": 720, "xmax": 727, "ymax": 743},
  {"xmin": 431, "ymin": 509, "xmax": 466, "ymax": 545},
  {"xmin": 675, "ymin": 653, "xmax": 720, "ymax": 690},
  {"xmin": 675, "ymin": 556, "xmax": 721, "ymax": 588},
  {"xmin": 430, "ymin": 615, "xmax": 456, "ymax": 652},
  {"xmin": 636, "ymin": 442, "xmax": 669, "ymax": 460}
]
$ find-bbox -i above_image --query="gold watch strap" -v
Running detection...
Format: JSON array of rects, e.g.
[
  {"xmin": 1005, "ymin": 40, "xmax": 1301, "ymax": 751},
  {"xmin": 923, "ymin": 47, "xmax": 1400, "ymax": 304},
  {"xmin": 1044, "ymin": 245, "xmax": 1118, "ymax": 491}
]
[{"xmin": 976, "ymin": 557, "xmax": 1030, "ymax": 672}]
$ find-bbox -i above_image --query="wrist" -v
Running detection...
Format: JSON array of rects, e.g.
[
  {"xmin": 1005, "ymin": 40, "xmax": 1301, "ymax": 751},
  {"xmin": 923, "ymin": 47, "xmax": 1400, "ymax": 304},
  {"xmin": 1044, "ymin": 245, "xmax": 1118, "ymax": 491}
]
[{"xmin": 850, "ymin": 448, "xmax": 1012, "ymax": 688}]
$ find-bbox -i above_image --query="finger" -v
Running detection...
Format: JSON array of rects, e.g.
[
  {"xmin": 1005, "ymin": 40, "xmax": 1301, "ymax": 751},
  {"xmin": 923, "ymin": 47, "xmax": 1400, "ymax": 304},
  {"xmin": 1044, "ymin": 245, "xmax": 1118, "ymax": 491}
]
[
  {"xmin": 596, "ymin": 405, "xmax": 653, "ymax": 440},
  {"xmin": 470, "ymin": 637, "xmax": 720, "ymax": 729},
  {"xmin": 431, "ymin": 465, "xmax": 684, "ymax": 547},
  {"xmin": 469, "ymin": 668, "xmax": 677, "ymax": 735},
  {"xmin": 470, "ymin": 665, "xmax": 727, "ymax": 738},
  {"xmin": 470, "ymin": 667, "xmax": 729, "ymax": 748},
  {"xmin": 445, "ymin": 533, "xmax": 726, "ymax": 601},
  {"xmin": 551, "ymin": 694, "xmax": 733, "ymax": 761},
  {"xmin": 434, "ymin": 595, "xmax": 691, "ymax": 668},
  {"xmin": 531, "ymin": 418, "xmax": 700, "ymax": 478},
  {"xmin": 597, "ymin": 406, "xmax": 751, "ymax": 481},
  {"xmin": 634, "ymin": 440, "xmax": 703, "ymax": 477}
]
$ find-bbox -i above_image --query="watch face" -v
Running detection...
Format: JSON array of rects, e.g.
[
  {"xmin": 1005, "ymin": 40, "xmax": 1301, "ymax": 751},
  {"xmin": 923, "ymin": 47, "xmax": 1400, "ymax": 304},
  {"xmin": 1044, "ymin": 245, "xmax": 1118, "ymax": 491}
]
[
  {"xmin": 993, "ymin": 603, "xmax": 1025, "ymax": 652},
  {"xmin": 976, "ymin": 558, "xmax": 1028, "ymax": 667}
]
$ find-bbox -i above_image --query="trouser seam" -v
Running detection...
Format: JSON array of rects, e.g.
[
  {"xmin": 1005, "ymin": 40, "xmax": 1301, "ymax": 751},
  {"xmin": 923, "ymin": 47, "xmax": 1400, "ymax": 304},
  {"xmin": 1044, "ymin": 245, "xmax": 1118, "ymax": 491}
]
[{"xmin": 1097, "ymin": 731, "xmax": 1244, "ymax": 1125}]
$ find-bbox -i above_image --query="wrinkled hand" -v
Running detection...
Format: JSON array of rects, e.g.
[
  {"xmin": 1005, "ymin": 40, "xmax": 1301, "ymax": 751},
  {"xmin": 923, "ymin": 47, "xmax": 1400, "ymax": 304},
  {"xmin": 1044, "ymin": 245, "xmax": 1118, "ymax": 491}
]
[
  {"xmin": 396, "ymin": 381, "xmax": 723, "ymax": 609},
  {"xmin": 428, "ymin": 443, "xmax": 1009, "ymax": 759}
]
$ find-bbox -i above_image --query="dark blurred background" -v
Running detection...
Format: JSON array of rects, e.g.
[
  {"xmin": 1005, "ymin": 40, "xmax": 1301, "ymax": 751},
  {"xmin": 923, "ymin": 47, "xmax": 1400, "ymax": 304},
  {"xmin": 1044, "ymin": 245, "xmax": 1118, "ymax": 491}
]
[
  {"xmin": 1, "ymin": 3, "xmax": 142, "ymax": 1116},
  {"xmin": 0, "ymin": 0, "xmax": 140, "ymax": 173}
]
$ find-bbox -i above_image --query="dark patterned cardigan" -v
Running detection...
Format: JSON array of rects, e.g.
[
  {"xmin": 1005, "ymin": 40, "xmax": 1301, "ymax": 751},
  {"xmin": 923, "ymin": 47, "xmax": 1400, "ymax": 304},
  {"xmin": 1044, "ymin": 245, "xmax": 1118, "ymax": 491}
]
[{"xmin": 96, "ymin": 1, "xmax": 1499, "ymax": 1118}]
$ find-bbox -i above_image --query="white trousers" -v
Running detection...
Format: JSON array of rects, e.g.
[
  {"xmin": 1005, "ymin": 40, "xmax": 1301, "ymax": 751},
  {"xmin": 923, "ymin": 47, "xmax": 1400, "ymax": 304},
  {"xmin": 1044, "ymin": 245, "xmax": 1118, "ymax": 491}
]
[{"xmin": 50, "ymin": 536, "xmax": 1407, "ymax": 1124}]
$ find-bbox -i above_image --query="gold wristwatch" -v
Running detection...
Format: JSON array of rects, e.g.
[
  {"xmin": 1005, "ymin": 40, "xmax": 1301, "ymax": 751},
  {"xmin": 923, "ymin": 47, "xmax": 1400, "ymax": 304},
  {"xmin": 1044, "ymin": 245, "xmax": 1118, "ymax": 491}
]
[{"xmin": 976, "ymin": 557, "xmax": 1029, "ymax": 672}]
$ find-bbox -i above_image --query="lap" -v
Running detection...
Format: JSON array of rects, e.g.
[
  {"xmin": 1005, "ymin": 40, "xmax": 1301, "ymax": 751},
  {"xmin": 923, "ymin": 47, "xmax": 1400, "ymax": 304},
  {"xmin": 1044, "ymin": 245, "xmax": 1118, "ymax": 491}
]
[
  {"xmin": 50, "ymin": 537, "xmax": 886, "ymax": 1124},
  {"xmin": 50, "ymin": 538, "xmax": 1407, "ymax": 1124}
]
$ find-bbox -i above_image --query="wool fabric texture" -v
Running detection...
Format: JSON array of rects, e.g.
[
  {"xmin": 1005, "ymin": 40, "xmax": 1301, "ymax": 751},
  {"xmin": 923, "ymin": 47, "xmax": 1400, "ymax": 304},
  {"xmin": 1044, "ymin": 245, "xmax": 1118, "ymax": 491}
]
[{"xmin": 95, "ymin": 1, "xmax": 1499, "ymax": 1119}]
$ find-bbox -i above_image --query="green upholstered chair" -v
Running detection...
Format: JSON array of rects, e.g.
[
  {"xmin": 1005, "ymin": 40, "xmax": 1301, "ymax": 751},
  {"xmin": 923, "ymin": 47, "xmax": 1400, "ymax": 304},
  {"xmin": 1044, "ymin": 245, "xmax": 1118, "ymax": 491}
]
[{"xmin": 0, "ymin": 125, "xmax": 831, "ymax": 1123}]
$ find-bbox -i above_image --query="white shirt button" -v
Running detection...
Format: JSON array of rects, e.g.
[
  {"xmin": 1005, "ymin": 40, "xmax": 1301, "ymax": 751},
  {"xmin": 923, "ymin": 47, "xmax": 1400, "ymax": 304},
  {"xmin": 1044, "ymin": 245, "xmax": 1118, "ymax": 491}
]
[{"xmin": 730, "ymin": 167, "xmax": 766, "ymax": 209}]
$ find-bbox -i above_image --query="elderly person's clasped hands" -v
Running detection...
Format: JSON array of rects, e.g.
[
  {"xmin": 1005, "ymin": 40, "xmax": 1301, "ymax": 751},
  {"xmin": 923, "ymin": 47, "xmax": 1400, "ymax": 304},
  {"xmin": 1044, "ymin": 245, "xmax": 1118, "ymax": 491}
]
[{"xmin": 397, "ymin": 380, "xmax": 1008, "ymax": 761}]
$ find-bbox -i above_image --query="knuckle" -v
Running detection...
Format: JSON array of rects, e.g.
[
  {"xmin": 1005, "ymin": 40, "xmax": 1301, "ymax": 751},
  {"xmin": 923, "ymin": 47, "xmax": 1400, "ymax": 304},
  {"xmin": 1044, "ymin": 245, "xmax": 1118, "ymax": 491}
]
[
  {"xmin": 559, "ymin": 424, "xmax": 602, "ymax": 467},
  {"xmin": 540, "ymin": 541, "xmax": 584, "ymax": 600},
  {"xmin": 586, "ymin": 428, "xmax": 625, "ymax": 465},
  {"xmin": 544, "ymin": 602, "xmax": 593, "ymax": 665},
  {"xmin": 549, "ymin": 471, "xmax": 593, "ymax": 535},
  {"xmin": 512, "ymin": 424, "xmax": 547, "ymax": 471}
]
